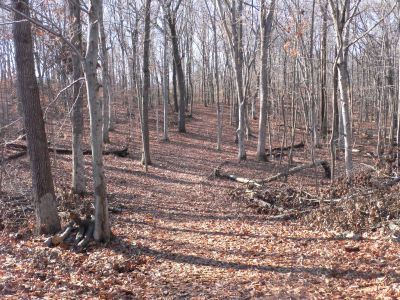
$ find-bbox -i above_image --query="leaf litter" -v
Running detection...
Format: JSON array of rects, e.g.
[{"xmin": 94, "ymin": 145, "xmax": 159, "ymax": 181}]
[{"xmin": 1, "ymin": 105, "xmax": 400, "ymax": 298}]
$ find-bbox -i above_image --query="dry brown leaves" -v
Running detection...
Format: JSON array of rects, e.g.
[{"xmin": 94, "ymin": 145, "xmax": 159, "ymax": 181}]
[{"xmin": 1, "ymin": 105, "xmax": 400, "ymax": 298}]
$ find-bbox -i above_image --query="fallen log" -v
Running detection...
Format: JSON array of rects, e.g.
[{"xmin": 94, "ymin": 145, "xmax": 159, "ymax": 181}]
[
  {"xmin": 214, "ymin": 167, "xmax": 262, "ymax": 187},
  {"xmin": 266, "ymin": 142, "xmax": 305, "ymax": 158},
  {"xmin": 3, "ymin": 143, "xmax": 129, "ymax": 161},
  {"xmin": 3, "ymin": 151, "xmax": 27, "ymax": 162},
  {"xmin": 262, "ymin": 160, "xmax": 331, "ymax": 183}
]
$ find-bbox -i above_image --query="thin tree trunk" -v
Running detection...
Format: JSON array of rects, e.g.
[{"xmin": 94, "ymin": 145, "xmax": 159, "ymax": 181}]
[
  {"xmin": 256, "ymin": 0, "xmax": 275, "ymax": 161},
  {"xmin": 67, "ymin": 0, "xmax": 86, "ymax": 195},
  {"xmin": 84, "ymin": 0, "xmax": 110, "ymax": 242},
  {"xmin": 99, "ymin": 2, "xmax": 112, "ymax": 143},
  {"xmin": 162, "ymin": 17, "xmax": 170, "ymax": 141},
  {"xmin": 140, "ymin": 0, "xmax": 152, "ymax": 167},
  {"xmin": 167, "ymin": 10, "xmax": 186, "ymax": 133}
]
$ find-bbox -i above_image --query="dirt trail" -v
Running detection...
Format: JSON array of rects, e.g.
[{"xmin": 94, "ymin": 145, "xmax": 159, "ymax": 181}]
[
  {"xmin": 1, "ymin": 105, "xmax": 399, "ymax": 298},
  {"xmin": 107, "ymin": 106, "xmax": 400, "ymax": 298}
]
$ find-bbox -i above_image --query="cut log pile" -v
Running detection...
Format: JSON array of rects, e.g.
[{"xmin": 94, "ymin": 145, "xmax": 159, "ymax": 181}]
[{"xmin": 44, "ymin": 212, "xmax": 95, "ymax": 250}]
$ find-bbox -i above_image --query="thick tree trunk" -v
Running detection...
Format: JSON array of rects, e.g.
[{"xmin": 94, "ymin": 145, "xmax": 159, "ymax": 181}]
[
  {"xmin": 84, "ymin": 0, "xmax": 110, "ymax": 242},
  {"xmin": 12, "ymin": 0, "xmax": 61, "ymax": 234},
  {"xmin": 67, "ymin": 0, "xmax": 86, "ymax": 195},
  {"xmin": 256, "ymin": 0, "xmax": 275, "ymax": 161}
]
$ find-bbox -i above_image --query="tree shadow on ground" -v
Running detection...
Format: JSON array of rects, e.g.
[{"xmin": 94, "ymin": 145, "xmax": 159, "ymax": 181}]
[{"xmin": 109, "ymin": 237, "xmax": 396, "ymax": 281}]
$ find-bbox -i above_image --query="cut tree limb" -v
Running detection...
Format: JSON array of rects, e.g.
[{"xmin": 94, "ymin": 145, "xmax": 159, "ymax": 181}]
[
  {"xmin": 77, "ymin": 221, "xmax": 94, "ymax": 249},
  {"xmin": 44, "ymin": 222, "xmax": 74, "ymax": 247},
  {"xmin": 263, "ymin": 160, "xmax": 331, "ymax": 183}
]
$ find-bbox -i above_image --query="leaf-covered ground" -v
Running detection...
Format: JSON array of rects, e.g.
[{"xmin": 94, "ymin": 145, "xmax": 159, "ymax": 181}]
[{"xmin": 1, "ymin": 105, "xmax": 400, "ymax": 299}]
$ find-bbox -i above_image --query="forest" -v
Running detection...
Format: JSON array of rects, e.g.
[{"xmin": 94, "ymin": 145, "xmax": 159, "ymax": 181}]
[{"xmin": 1, "ymin": 0, "xmax": 400, "ymax": 298}]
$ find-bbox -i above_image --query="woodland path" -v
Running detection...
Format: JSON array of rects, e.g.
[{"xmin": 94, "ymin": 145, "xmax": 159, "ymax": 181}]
[{"xmin": 1, "ymin": 105, "xmax": 399, "ymax": 299}]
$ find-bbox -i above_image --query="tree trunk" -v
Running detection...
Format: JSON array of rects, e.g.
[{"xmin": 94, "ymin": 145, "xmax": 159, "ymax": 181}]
[
  {"xmin": 320, "ymin": 0, "xmax": 328, "ymax": 139},
  {"xmin": 12, "ymin": 0, "xmax": 61, "ymax": 234},
  {"xmin": 84, "ymin": 0, "xmax": 110, "ymax": 242},
  {"xmin": 167, "ymin": 10, "xmax": 186, "ymax": 133},
  {"xmin": 99, "ymin": 2, "xmax": 112, "ymax": 143},
  {"xmin": 67, "ymin": 0, "xmax": 86, "ymax": 195},
  {"xmin": 256, "ymin": 0, "xmax": 276, "ymax": 161},
  {"xmin": 140, "ymin": 0, "xmax": 152, "ymax": 167},
  {"xmin": 162, "ymin": 17, "xmax": 170, "ymax": 141}
]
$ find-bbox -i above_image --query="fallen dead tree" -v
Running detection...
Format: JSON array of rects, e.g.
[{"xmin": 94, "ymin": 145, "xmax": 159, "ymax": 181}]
[
  {"xmin": 213, "ymin": 165, "xmax": 262, "ymax": 187},
  {"xmin": 3, "ymin": 143, "xmax": 129, "ymax": 162},
  {"xmin": 266, "ymin": 142, "xmax": 304, "ymax": 158},
  {"xmin": 262, "ymin": 160, "xmax": 331, "ymax": 183},
  {"xmin": 214, "ymin": 159, "xmax": 330, "ymax": 187}
]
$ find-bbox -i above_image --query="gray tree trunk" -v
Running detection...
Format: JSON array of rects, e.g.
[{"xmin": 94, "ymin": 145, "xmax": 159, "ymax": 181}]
[
  {"xmin": 84, "ymin": 0, "xmax": 110, "ymax": 242},
  {"xmin": 329, "ymin": 0, "xmax": 353, "ymax": 179}
]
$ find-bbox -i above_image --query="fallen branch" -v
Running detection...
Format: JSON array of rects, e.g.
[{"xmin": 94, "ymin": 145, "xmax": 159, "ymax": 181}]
[
  {"xmin": 262, "ymin": 160, "xmax": 331, "ymax": 183},
  {"xmin": 265, "ymin": 209, "xmax": 311, "ymax": 221}
]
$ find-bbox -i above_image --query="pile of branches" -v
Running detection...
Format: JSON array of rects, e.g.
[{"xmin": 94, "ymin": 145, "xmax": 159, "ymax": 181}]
[
  {"xmin": 230, "ymin": 170, "xmax": 400, "ymax": 234},
  {"xmin": 231, "ymin": 186, "xmax": 319, "ymax": 221}
]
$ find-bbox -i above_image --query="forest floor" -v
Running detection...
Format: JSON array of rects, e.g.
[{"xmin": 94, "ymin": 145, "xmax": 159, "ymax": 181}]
[{"xmin": 1, "ymin": 104, "xmax": 400, "ymax": 299}]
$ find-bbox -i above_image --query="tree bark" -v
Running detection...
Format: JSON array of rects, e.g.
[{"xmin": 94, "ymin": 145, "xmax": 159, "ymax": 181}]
[
  {"xmin": 84, "ymin": 0, "xmax": 110, "ymax": 242},
  {"xmin": 256, "ymin": 0, "xmax": 276, "ymax": 161},
  {"xmin": 12, "ymin": 0, "xmax": 61, "ymax": 234},
  {"xmin": 99, "ymin": 0, "xmax": 112, "ymax": 143},
  {"xmin": 166, "ymin": 7, "xmax": 186, "ymax": 133},
  {"xmin": 162, "ymin": 16, "xmax": 170, "ymax": 141},
  {"xmin": 140, "ymin": 0, "xmax": 152, "ymax": 167},
  {"xmin": 67, "ymin": 0, "xmax": 86, "ymax": 195}
]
